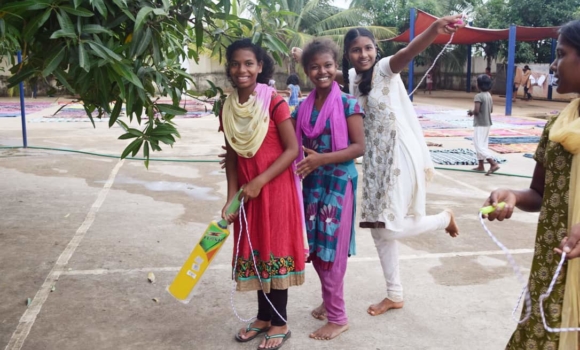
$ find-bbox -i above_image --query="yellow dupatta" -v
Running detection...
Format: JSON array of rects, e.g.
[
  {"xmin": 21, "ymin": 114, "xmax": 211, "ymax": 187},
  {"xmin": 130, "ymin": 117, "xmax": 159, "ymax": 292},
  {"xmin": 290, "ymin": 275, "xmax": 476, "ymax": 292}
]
[
  {"xmin": 551, "ymin": 99, "xmax": 580, "ymax": 350},
  {"xmin": 222, "ymin": 84, "xmax": 273, "ymax": 158}
]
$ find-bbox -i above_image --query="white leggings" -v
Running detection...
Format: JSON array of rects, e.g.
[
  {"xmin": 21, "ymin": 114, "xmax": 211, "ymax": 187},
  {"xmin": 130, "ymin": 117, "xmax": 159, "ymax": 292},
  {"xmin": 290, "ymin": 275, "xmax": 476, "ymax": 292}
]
[{"xmin": 370, "ymin": 211, "xmax": 450, "ymax": 303}]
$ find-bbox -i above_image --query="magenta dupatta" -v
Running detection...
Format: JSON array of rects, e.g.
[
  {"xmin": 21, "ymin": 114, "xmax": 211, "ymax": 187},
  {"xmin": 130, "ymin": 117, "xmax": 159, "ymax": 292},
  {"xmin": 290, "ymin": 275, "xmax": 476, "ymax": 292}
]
[{"xmin": 295, "ymin": 81, "xmax": 348, "ymax": 163}]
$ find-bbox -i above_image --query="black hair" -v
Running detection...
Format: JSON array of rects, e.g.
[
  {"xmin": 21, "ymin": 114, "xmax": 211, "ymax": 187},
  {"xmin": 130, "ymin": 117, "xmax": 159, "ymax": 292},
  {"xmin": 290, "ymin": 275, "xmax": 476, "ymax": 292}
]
[
  {"xmin": 477, "ymin": 74, "xmax": 492, "ymax": 92},
  {"xmin": 286, "ymin": 73, "xmax": 300, "ymax": 85},
  {"xmin": 301, "ymin": 38, "xmax": 339, "ymax": 70},
  {"xmin": 485, "ymin": 67, "xmax": 491, "ymax": 72},
  {"xmin": 342, "ymin": 28, "xmax": 381, "ymax": 95},
  {"xmin": 559, "ymin": 20, "xmax": 580, "ymax": 53},
  {"xmin": 225, "ymin": 38, "xmax": 275, "ymax": 87}
]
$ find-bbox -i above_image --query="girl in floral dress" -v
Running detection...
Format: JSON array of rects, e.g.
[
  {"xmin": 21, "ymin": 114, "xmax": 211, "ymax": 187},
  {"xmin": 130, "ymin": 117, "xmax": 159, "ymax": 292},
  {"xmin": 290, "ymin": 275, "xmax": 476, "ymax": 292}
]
[
  {"xmin": 485, "ymin": 20, "xmax": 580, "ymax": 350},
  {"xmin": 220, "ymin": 39, "xmax": 304, "ymax": 350},
  {"xmin": 292, "ymin": 39, "xmax": 365, "ymax": 341},
  {"xmin": 291, "ymin": 16, "xmax": 463, "ymax": 318},
  {"xmin": 341, "ymin": 18, "xmax": 462, "ymax": 317}
]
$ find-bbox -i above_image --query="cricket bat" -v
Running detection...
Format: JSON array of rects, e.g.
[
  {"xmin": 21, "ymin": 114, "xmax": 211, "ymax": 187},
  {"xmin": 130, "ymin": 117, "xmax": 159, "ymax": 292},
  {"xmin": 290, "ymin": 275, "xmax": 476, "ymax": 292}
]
[{"xmin": 167, "ymin": 191, "xmax": 241, "ymax": 303}]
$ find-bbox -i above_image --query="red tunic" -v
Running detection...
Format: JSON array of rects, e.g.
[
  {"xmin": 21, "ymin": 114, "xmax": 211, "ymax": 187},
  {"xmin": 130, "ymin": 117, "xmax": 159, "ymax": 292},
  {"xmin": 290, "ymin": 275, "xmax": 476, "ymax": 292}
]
[{"xmin": 220, "ymin": 93, "xmax": 305, "ymax": 292}]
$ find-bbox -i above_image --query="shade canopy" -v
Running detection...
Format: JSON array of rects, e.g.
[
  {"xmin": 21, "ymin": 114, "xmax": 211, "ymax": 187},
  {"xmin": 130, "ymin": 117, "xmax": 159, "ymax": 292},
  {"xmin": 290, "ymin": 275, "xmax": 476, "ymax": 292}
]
[{"xmin": 388, "ymin": 10, "xmax": 560, "ymax": 45}]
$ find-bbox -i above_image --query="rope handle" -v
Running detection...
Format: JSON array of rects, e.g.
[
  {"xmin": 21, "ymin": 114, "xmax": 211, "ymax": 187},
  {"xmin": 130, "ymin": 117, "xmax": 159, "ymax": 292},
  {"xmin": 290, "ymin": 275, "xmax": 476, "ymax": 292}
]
[
  {"xmin": 478, "ymin": 201, "xmax": 580, "ymax": 332},
  {"xmin": 480, "ymin": 202, "xmax": 506, "ymax": 215}
]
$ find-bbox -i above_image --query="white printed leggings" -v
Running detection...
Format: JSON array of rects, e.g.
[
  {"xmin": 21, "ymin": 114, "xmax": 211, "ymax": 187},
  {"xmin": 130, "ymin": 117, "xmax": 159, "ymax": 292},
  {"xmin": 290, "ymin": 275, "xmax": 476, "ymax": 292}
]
[{"xmin": 370, "ymin": 211, "xmax": 451, "ymax": 303}]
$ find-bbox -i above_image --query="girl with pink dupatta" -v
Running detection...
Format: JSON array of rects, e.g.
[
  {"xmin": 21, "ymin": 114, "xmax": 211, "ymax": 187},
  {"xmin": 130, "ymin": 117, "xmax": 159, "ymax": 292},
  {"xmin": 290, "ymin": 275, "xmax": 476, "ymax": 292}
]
[{"xmin": 292, "ymin": 39, "xmax": 365, "ymax": 341}]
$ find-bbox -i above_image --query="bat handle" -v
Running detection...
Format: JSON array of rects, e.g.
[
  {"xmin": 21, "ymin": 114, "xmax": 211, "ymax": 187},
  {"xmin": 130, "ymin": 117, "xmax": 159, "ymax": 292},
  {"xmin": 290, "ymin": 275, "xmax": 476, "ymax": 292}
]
[
  {"xmin": 480, "ymin": 202, "xmax": 507, "ymax": 215},
  {"xmin": 225, "ymin": 189, "xmax": 243, "ymax": 215}
]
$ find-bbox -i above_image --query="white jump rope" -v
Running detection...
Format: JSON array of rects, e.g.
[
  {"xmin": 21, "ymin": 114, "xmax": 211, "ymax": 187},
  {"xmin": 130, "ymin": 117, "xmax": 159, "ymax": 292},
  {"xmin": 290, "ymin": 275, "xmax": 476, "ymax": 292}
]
[
  {"xmin": 480, "ymin": 203, "xmax": 580, "ymax": 332},
  {"xmin": 228, "ymin": 10, "xmax": 578, "ymax": 332},
  {"xmin": 408, "ymin": 12, "xmax": 578, "ymax": 332},
  {"xmin": 230, "ymin": 198, "xmax": 287, "ymax": 324},
  {"xmin": 407, "ymin": 9, "xmax": 473, "ymax": 97}
]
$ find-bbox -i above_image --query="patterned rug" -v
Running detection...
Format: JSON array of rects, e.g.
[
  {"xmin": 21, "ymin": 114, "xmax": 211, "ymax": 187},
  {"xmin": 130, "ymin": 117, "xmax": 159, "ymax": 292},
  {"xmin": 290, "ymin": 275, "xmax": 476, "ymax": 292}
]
[
  {"xmin": 488, "ymin": 143, "xmax": 538, "ymax": 154},
  {"xmin": 423, "ymin": 128, "xmax": 533, "ymax": 138},
  {"xmin": 430, "ymin": 148, "xmax": 507, "ymax": 165},
  {"xmin": 0, "ymin": 102, "xmax": 54, "ymax": 117},
  {"xmin": 464, "ymin": 136, "xmax": 540, "ymax": 144},
  {"xmin": 43, "ymin": 100, "xmax": 212, "ymax": 119},
  {"xmin": 423, "ymin": 129, "xmax": 472, "ymax": 137}
]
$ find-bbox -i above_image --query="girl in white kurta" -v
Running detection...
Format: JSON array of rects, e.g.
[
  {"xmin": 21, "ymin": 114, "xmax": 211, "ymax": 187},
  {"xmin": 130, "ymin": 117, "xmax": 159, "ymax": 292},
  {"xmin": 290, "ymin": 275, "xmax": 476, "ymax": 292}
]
[{"xmin": 342, "ymin": 20, "xmax": 462, "ymax": 316}]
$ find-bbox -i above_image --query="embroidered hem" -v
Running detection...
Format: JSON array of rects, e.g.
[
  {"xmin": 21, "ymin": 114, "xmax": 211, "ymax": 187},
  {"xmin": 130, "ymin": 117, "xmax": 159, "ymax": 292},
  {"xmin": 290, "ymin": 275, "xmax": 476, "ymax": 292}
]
[{"xmin": 236, "ymin": 273, "xmax": 305, "ymax": 292}]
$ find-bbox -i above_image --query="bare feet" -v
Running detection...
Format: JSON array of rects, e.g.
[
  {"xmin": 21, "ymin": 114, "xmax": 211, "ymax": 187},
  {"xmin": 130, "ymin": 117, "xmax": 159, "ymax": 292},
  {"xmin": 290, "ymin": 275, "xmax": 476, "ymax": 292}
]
[
  {"xmin": 311, "ymin": 303, "xmax": 327, "ymax": 320},
  {"xmin": 444, "ymin": 209, "xmax": 459, "ymax": 237},
  {"xmin": 472, "ymin": 167, "xmax": 485, "ymax": 172},
  {"xmin": 367, "ymin": 298, "xmax": 404, "ymax": 316},
  {"xmin": 309, "ymin": 322, "xmax": 349, "ymax": 340},
  {"xmin": 237, "ymin": 319, "xmax": 270, "ymax": 341},
  {"xmin": 258, "ymin": 325, "xmax": 289, "ymax": 349},
  {"xmin": 486, "ymin": 165, "xmax": 500, "ymax": 176}
]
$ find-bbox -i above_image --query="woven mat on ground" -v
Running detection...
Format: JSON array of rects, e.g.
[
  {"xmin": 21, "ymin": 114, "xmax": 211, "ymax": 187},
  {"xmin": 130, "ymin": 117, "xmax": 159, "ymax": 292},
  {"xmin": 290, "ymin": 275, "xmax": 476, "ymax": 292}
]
[
  {"xmin": 493, "ymin": 116, "xmax": 547, "ymax": 126},
  {"xmin": 464, "ymin": 136, "xmax": 540, "ymax": 144},
  {"xmin": 423, "ymin": 129, "xmax": 472, "ymax": 137},
  {"xmin": 430, "ymin": 148, "xmax": 507, "ymax": 165},
  {"xmin": 0, "ymin": 102, "xmax": 53, "ymax": 117},
  {"xmin": 489, "ymin": 143, "xmax": 538, "ymax": 154},
  {"xmin": 43, "ymin": 103, "xmax": 211, "ymax": 118},
  {"xmin": 509, "ymin": 128, "xmax": 543, "ymax": 136},
  {"xmin": 419, "ymin": 120, "xmax": 458, "ymax": 129},
  {"xmin": 487, "ymin": 129, "xmax": 529, "ymax": 136}
]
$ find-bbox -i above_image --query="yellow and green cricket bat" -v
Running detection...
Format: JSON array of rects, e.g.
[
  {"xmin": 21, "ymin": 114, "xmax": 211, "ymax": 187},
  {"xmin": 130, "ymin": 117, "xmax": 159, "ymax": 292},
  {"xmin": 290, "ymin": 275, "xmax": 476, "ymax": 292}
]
[{"xmin": 167, "ymin": 191, "xmax": 241, "ymax": 303}]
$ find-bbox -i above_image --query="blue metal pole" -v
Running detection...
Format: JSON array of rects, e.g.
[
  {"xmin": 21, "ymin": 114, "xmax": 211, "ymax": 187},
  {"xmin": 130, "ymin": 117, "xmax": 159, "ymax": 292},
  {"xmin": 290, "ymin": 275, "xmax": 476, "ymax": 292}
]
[
  {"xmin": 505, "ymin": 25, "xmax": 516, "ymax": 116},
  {"xmin": 548, "ymin": 38, "xmax": 556, "ymax": 100},
  {"xmin": 407, "ymin": 8, "xmax": 416, "ymax": 100},
  {"xmin": 17, "ymin": 51, "xmax": 28, "ymax": 148},
  {"xmin": 466, "ymin": 22, "xmax": 473, "ymax": 93}
]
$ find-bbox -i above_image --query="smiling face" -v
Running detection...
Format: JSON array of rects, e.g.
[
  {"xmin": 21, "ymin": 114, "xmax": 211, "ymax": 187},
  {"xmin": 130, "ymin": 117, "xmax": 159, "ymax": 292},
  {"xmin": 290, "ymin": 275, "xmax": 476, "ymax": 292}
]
[
  {"xmin": 227, "ymin": 48, "xmax": 263, "ymax": 92},
  {"xmin": 305, "ymin": 52, "xmax": 337, "ymax": 90},
  {"xmin": 347, "ymin": 36, "xmax": 377, "ymax": 74},
  {"xmin": 551, "ymin": 35, "xmax": 580, "ymax": 94}
]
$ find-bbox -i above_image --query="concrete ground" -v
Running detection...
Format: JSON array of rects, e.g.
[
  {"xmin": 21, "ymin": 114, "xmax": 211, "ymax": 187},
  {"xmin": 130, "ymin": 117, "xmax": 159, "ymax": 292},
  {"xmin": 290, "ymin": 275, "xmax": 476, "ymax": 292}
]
[{"xmin": 0, "ymin": 92, "xmax": 553, "ymax": 350}]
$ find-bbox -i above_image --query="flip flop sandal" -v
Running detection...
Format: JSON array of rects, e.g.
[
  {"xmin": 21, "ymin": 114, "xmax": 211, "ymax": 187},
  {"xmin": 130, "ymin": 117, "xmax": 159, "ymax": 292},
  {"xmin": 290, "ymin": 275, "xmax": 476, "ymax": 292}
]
[
  {"xmin": 235, "ymin": 323, "xmax": 270, "ymax": 343},
  {"xmin": 257, "ymin": 331, "xmax": 291, "ymax": 350}
]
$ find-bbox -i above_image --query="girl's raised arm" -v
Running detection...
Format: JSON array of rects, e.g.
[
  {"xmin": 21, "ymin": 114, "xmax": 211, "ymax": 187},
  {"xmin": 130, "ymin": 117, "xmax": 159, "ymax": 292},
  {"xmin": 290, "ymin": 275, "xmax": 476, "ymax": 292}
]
[{"xmin": 389, "ymin": 14, "xmax": 464, "ymax": 74}]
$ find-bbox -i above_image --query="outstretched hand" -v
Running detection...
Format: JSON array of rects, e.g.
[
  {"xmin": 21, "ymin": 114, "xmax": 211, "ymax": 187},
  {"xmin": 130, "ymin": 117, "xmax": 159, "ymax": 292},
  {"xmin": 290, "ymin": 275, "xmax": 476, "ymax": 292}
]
[
  {"xmin": 296, "ymin": 146, "xmax": 324, "ymax": 179},
  {"xmin": 482, "ymin": 189, "xmax": 517, "ymax": 221},
  {"xmin": 435, "ymin": 14, "xmax": 465, "ymax": 35},
  {"xmin": 291, "ymin": 47, "xmax": 303, "ymax": 64},
  {"xmin": 218, "ymin": 145, "xmax": 226, "ymax": 169},
  {"xmin": 555, "ymin": 223, "xmax": 580, "ymax": 259}
]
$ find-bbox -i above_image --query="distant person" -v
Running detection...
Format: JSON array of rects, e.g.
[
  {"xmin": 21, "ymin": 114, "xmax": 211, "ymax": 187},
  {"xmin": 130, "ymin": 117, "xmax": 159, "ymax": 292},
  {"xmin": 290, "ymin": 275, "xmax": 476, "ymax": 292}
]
[
  {"xmin": 485, "ymin": 66, "xmax": 491, "ymax": 78},
  {"xmin": 522, "ymin": 65, "xmax": 533, "ymax": 100},
  {"xmin": 424, "ymin": 72, "xmax": 433, "ymax": 94},
  {"xmin": 513, "ymin": 65, "xmax": 523, "ymax": 102},
  {"xmin": 468, "ymin": 74, "xmax": 500, "ymax": 175},
  {"xmin": 268, "ymin": 79, "xmax": 276, "ymax": 88},
  {"xmin": 285, "ymin": 74, "xmax": 302, "ymax": 111},
  {"xmin": 484, "ymin": 67, "xmax": 494, "ymax": 94}
]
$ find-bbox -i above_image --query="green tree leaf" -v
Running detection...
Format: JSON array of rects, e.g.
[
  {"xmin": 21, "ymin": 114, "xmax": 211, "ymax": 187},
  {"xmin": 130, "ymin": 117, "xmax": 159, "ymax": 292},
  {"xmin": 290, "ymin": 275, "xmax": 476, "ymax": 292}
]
[
  {"xmin": 134, "ymin": 6, "xmax": 154, "ymax": 33},
  {"xmin": 61, "ymin": 6, "xmax": 95, "ymax": 17},
  {"xmin": 156, "ymin": 104, "xmax": 187, "ymax": 115},
  {"xmin": 42, "ymin": 46, "xmax": 65, "ymax": 77}
]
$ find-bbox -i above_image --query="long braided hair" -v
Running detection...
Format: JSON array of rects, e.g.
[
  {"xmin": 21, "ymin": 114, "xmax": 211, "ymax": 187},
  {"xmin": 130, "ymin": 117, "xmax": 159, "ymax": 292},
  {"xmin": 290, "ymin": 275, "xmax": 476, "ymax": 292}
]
[{"xmin": 342, "ymin": 28, "xmax": 382, "ymax": 95}]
